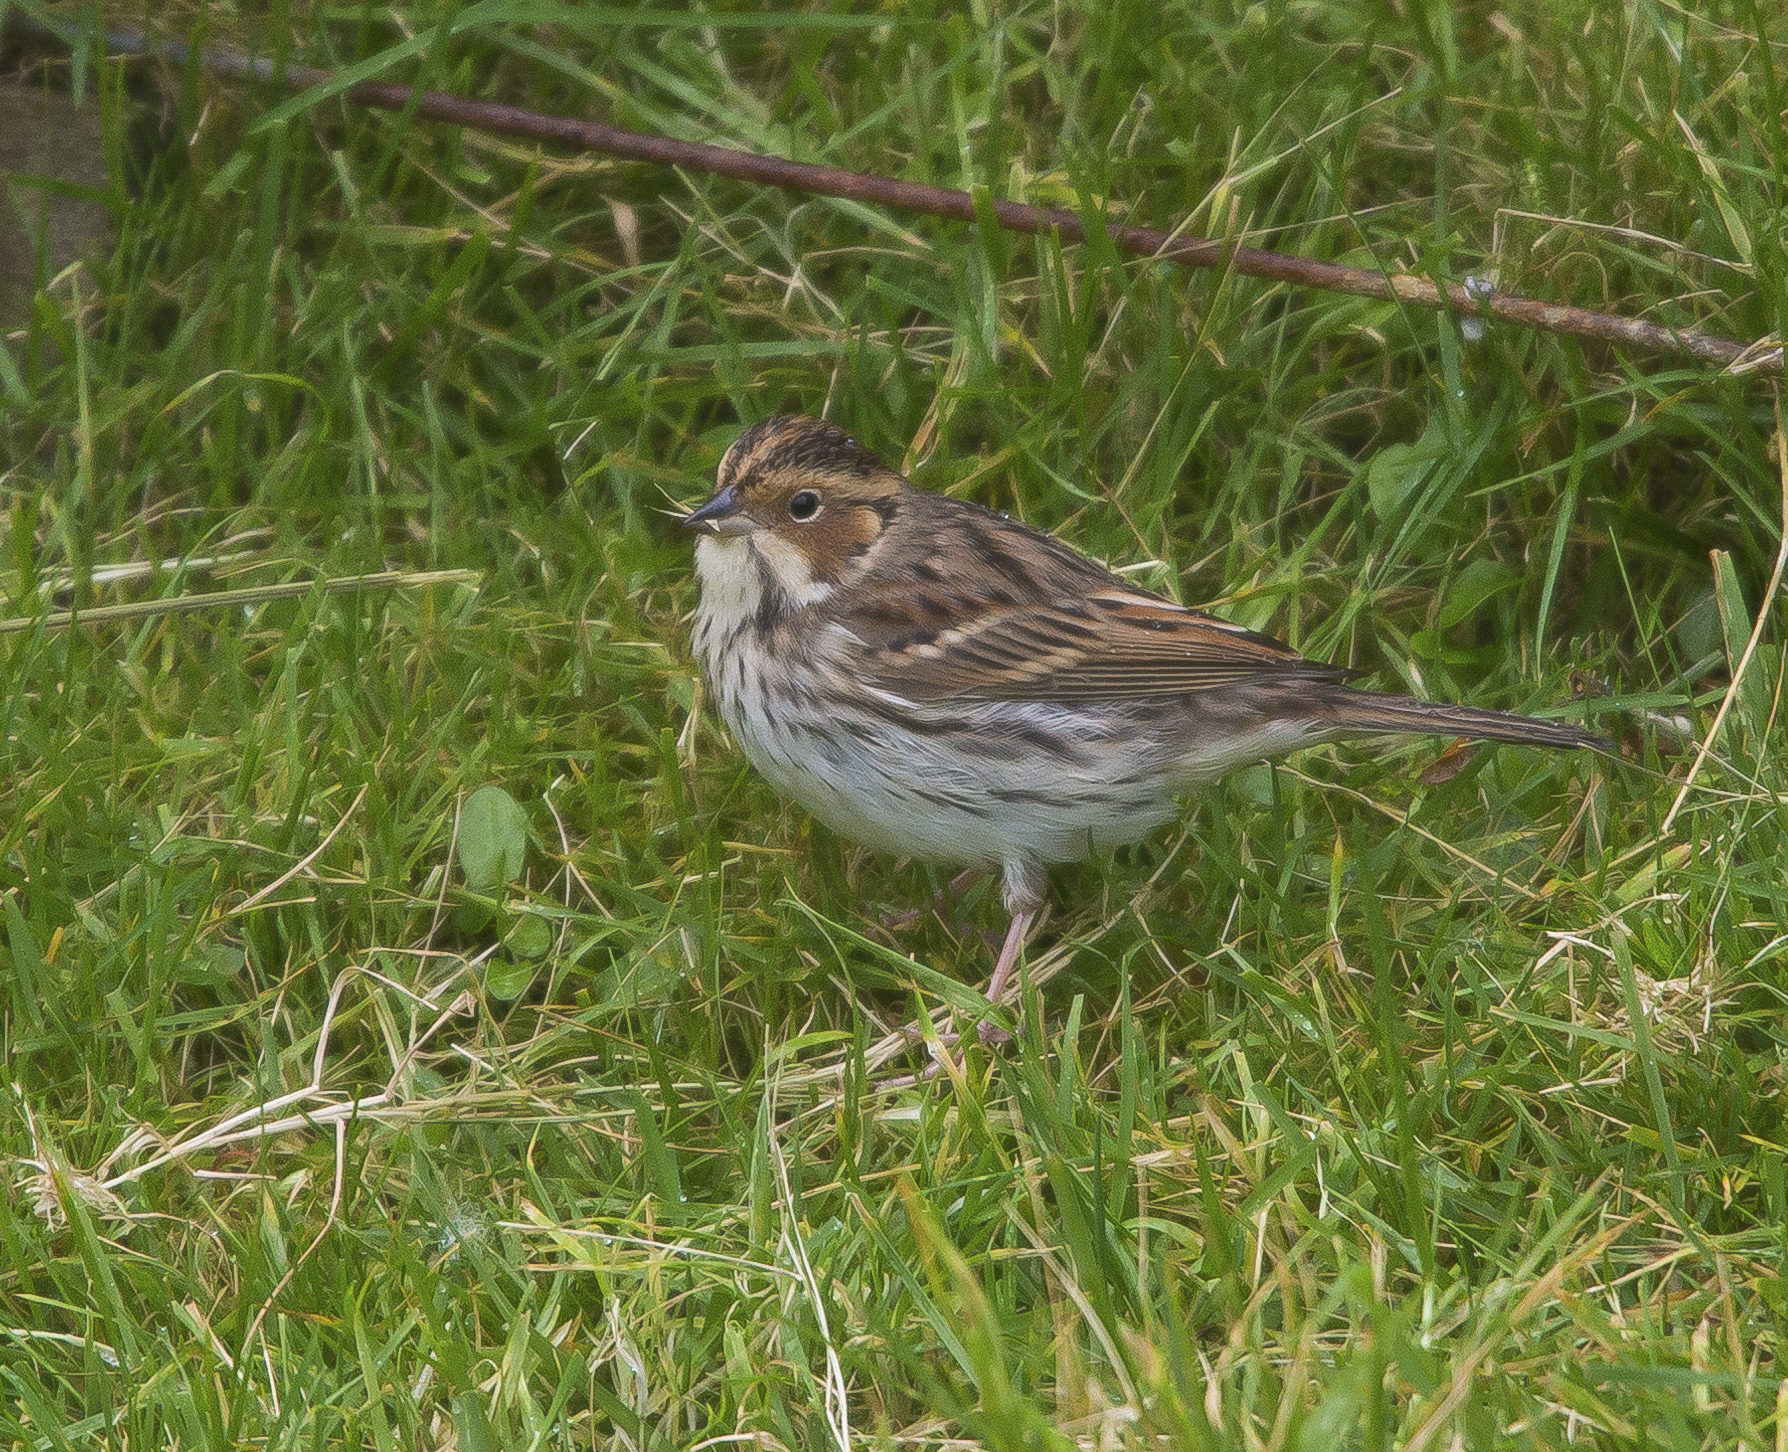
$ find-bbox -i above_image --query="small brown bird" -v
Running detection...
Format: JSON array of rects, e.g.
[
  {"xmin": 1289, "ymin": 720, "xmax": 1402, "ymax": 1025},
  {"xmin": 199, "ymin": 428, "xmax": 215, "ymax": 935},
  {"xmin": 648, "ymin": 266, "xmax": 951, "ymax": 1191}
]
[{"xmin": 685, "ymin": 415, "xmax": 1607, "ymax": 1021}]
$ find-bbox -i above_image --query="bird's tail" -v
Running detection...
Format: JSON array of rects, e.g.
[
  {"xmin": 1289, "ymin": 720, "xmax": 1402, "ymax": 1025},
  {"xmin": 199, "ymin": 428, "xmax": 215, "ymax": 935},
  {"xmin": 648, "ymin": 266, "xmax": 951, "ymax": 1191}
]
[{"xmin": 1319, "ymin": 689, "xmax": 1612, "ymax": 753}]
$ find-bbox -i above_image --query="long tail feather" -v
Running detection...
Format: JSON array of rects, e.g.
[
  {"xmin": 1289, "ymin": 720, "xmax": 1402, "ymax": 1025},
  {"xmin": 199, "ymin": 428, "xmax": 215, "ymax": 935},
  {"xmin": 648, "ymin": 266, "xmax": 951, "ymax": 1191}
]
[{"xmin": 1320, "ymin": 689, "xmax": 1611, "ymax": 753}]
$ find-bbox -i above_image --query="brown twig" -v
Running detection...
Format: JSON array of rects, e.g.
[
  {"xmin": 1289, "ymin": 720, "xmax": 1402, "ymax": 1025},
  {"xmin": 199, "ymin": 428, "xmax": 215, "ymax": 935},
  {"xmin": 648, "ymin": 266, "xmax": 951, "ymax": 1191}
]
[
  {"xmin": 25, "ymin": 16, "xmax": 1786, "ymax": 376},
  {"xmin": 281, "ymin": 81, "xmax": 1788, "ymax": 375}
]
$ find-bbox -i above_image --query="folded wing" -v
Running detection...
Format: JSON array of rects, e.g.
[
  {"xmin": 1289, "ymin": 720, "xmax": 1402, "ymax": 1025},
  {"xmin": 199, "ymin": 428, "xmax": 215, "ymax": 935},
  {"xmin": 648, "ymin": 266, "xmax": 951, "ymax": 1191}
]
[{"xmin": 852, "ymin": 586, "xmax": 1350, "ymax": 703}]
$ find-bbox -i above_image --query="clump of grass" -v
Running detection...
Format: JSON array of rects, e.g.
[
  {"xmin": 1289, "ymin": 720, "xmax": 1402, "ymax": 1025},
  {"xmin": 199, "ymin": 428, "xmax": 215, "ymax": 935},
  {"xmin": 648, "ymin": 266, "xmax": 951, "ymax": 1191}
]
[{"xmin": 1, "ymin": 2, "xmax": 1784, "ymax": 1447}]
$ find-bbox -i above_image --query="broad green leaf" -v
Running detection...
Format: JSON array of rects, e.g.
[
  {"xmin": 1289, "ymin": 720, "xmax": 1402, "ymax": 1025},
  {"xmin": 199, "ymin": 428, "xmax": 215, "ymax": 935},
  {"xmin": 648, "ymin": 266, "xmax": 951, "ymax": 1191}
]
[{"xmin": 458, "ymin": 785, "xmax": 528, "ymax": 891}]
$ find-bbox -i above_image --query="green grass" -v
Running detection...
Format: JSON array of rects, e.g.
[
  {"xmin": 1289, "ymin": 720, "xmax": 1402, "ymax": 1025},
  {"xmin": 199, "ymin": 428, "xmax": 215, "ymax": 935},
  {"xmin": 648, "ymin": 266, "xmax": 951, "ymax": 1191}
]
[{"xmin": 1, "ymin": 0, "xmax": 1785, "ymax": 1446}]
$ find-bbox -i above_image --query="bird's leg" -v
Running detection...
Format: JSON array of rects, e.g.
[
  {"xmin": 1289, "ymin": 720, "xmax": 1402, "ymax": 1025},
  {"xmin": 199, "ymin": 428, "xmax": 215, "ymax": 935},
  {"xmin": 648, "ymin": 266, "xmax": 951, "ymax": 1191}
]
[
  {"xmin": 983, "ymin": 907, "xmax": 1035, "ymax": 1006},
  {"xmin": 948, "ymin": 865, "xmax": 986, "ymax": 898},
  {"xmin": 899, "ymin": 866, "xmax": 1041, "ymax": 1060},
  {"xmin": 971, "ymin": 862, "xmax": 1048, "ymax": 1045},
  {"xmin": 877, "ymin": 866, "xmax": 988, "ymax": 934},
  {"xmin": 898, "ymin": 903, "xmax": 1032, "ymax": 1053},
  {"xmin": 973, "ymin": 904, "xmax": 1037, "ymax": 1047}
]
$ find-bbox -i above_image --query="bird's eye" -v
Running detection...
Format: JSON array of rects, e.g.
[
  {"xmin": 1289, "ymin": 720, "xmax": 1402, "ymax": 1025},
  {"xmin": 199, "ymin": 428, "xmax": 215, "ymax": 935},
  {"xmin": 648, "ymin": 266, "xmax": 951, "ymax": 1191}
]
[{"xmin": 788, "ymin": 490, "xmax": 822, "ymax": 521}]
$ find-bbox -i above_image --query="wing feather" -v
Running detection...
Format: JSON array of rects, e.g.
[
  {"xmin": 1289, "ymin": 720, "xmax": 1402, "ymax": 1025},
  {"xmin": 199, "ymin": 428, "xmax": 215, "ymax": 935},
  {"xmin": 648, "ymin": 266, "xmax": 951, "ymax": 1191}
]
[
  {"xmin": 851, "ymin": 586, "xmax": 1350, "ymax": 702},
  {"xmin": 824, "ymin": 491, "xmax": 1353, "ymax": 704}
]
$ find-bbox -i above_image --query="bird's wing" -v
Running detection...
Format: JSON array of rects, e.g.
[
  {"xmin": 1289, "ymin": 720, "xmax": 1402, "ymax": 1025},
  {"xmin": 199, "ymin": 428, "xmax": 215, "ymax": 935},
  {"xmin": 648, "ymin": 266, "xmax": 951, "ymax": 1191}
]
[{"xmin": 845, "ymin": 585, "xmax": 1351, "ymax": 703}]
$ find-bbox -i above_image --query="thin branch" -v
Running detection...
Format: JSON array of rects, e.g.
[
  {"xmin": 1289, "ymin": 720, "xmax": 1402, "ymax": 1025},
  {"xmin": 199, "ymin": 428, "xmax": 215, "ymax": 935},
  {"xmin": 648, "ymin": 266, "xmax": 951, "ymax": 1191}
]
[
  {"xmin": 9, "ymin": 14, "xmax": 1775, "ymax": 375},
  {"xmin": 48, "ymin": 18, "xmax": 1776, "ymax": 378}
]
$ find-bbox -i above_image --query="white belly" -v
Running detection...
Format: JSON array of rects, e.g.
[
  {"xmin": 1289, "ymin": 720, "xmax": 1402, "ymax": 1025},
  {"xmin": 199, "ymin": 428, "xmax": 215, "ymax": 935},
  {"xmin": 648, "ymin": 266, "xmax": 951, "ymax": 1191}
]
[
  {"xmin": 689, "ymin": 533, "xmax": 1323, "ymax": 872},
  {"xmin": 696, "ymin": 628, "xmax": 1181, "ymax": 870}
]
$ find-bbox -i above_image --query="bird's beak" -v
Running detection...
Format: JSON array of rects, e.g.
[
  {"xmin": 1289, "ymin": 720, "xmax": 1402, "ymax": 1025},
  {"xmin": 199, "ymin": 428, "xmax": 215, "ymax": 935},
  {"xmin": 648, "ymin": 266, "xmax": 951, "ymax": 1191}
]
[{"xmin": 682, "ymin": 483, "xmax": 753, "ymax": 537}]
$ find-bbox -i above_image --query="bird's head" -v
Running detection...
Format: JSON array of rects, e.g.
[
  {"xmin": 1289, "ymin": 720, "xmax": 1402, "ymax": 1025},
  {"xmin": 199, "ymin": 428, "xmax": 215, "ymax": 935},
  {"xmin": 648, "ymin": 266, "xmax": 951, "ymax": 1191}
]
[{"xmin": 684, "ymin": 416, "xmax": 904, "ymax": 604}]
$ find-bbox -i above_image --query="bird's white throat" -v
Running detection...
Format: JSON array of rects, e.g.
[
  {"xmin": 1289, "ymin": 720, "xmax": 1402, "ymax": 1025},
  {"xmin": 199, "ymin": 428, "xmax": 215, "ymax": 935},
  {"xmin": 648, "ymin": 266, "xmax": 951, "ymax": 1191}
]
[{"xmin": 695, "ymin": 532, "xmax": 835, "ymax": 628}]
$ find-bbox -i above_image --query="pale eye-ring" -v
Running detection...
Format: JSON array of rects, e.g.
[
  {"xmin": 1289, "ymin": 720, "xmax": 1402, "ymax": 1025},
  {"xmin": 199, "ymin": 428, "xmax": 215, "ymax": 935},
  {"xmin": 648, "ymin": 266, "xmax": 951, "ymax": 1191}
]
[{"xmin": 788, "ymin": 489, "xmax": 822, "ymax": 521}]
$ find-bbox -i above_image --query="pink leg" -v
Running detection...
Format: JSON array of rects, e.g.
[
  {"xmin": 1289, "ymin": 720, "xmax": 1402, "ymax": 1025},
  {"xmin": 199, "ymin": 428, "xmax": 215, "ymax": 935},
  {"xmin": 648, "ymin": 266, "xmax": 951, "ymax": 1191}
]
[
  {"xmin": 984, "ymin": 907, "xmax": 1035, "ymax": 1005},
  {"xmin": 898, "ymin": 897, "xmax": 1038, "ymax": 1063},
  {"xmin": 879, "ymin": 866, "xmax": 989, "ymax": 934},
  {"xmin": 975, "ymin": 908, "xmax": 1036, "ymax": 1045},
  {"xmin": 947, "ymin": 866, "xmax": 985, "ymax": 898}
]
